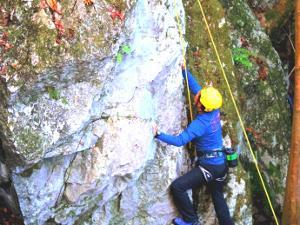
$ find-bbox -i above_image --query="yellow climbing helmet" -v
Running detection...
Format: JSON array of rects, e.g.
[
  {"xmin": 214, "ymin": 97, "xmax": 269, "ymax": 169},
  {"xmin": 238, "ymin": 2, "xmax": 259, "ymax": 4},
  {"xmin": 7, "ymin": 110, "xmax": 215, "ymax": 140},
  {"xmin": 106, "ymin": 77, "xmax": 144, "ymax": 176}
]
[{"xmin": 200, "ymin": 86, "xmax": 222, "ymax": 112}]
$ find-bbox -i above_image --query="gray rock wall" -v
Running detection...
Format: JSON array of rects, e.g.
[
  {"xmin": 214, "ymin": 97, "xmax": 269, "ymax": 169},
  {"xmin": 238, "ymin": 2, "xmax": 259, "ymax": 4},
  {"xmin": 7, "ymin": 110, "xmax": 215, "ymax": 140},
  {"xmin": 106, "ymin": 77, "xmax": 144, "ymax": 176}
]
[
  {"xmin": 223, "ymin": 0, "xmax": 291, "ymax": 208},
  {"xmin": 1, "ymin": 0, "xmax": 191, "ymax": 224},
  {"xmin": 0, "ymin": 0, "xmax": 292, "ymax": 224}
]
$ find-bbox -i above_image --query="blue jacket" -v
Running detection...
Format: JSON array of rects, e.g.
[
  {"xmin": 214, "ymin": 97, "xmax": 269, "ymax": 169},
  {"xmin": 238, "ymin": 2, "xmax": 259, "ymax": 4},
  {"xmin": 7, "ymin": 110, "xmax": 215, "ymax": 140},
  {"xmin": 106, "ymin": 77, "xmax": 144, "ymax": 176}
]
[{"xmin": 156, "ymin": 69, "xmax": 225, "ymax": 165}]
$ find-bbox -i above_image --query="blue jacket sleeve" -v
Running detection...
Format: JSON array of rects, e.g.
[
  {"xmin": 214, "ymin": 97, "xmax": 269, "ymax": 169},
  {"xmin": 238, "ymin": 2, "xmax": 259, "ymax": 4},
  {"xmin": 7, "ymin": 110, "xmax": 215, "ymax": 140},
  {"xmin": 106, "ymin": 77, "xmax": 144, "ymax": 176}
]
[
  {"xmin": 156, "ymin": 119, "xmax": 205, "ymax": 147},
  {"xmin": 182, "ymin": 69, "xmax": 202, "ymax": 95}
]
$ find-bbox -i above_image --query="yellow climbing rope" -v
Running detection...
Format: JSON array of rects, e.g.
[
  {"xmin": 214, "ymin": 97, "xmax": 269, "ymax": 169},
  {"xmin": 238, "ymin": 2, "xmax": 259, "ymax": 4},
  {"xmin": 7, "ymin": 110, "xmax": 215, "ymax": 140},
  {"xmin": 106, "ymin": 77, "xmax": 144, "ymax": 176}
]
[
  {"xmin": 173, "ymin": 1, "xmax": 279, "ymax": 225},
  {"xmin": 174, "ymin": 9, "xmax": 194, "ymax": 122},
  {"xmin": 174, "ymin": 4, "xmax": 194, "ymax": 153}
]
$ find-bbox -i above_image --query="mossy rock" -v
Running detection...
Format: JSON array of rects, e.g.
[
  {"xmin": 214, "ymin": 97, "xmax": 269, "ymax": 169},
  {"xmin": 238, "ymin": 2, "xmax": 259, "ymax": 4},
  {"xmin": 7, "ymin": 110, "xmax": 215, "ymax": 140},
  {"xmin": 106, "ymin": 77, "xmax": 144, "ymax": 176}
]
[{"xmin": 183, "ymin": 0, "xmax": 239, "ymax": 144}]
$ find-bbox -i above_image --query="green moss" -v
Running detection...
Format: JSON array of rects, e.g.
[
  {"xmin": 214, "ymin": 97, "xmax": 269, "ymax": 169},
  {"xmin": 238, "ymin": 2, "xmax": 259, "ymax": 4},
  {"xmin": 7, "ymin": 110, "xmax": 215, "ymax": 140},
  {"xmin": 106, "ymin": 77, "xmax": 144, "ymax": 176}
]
[
  {"xmin": 19, "ymin": 163, "xmax": 42, "ymax": 177},
  {"xmin": 266, "ymin": 0, "xmax": 294, "ymax": 33},
  {"xmin": 44, "ymin": 86, "xmax": 68, "ymax": 104},
  {"xmin": 222, "ymin": 0, "xmax": 291, "ymax": 133},
  {"xmin": 233, "ymin": 191, "xmax": 248, "ymax": 221},
  {"xmin": 232, "ymin": 47, "xmax": 254, "ymax": 69},
  {"xmin": 265, "ymin": 10, "xmax": 278, "ymax": 21},
  {"xmin": 181, "ymin": 0, "xmax": 290, "ymax": 223},
  {"xmin": 105, "ymin": 0, "xmax": 127, "ymax": 11},
  {"xmin": 54, "ymin": 193, "xmax": 104, "ymax": 222},
  {"xmin": 17, "ymin": 128, "xmax": 44, "ymax": 160},
  {"xmin": 0, "ymin": 1, "xmax": 60, "ymax": 82},
  {"xmin": 183, "ymin": 0, "xmax": 239, "ymax": 142},
  {"xmin": 0, "ymin": 0, "xmax": 118, "ymax": 87},
  {"xmin": 267, "ymin": 162, "xmax": 284, "ymax": 194},
  {"xmin": 26, "ymin": 90, "xmax": 40, "ymax": 104},
  {"xmin": 68, "ymin": 40, "xmax": 87, "ymax": 59},
  {"xmin": 221, "ymin": 0, "xmax": 257, "ymax": 35},
  {"xmin": 73, "ymin": 206, "xmax": 96, "ymax": 225},
  {"xmin": 93, "ymin": 34, "xmax": 105, "ymax": 47},
  {"xmin": 241, "ymin": 159, "xmax": 281, "ymax": 222},
  {"xmin": 108, "ymin": 195, "xmax": 126, "ymax": 225},
  {"xmin": 46, "ymin": 86, "xmax": 60, "ymax": 100}
]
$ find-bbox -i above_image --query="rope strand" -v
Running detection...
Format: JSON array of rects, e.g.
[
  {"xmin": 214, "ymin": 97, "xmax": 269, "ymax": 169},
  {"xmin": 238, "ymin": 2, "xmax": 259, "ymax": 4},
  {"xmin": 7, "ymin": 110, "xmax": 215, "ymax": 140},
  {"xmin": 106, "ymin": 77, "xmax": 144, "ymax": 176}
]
[{"xmin": 174, "ymin": 4, "xmax": 194, "ymax": 122}]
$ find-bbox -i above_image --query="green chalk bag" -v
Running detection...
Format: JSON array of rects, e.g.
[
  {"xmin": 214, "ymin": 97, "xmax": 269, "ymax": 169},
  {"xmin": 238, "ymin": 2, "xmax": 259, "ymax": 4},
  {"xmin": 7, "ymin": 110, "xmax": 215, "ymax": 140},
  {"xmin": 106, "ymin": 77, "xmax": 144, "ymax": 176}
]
[{"xmin": 223, "ymin": 147, "xmax": 238, "ymax": 168}]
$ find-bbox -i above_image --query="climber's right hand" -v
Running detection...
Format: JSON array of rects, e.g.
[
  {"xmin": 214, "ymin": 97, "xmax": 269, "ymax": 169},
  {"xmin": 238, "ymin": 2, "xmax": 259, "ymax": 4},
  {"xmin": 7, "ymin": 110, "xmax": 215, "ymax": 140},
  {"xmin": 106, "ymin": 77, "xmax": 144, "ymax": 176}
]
[
  {"xmin": 194, "ymin": 91, "xmax": 201, "ymax": 105},
  {"xmin": 181, "ymin": 62, "xmax": 186, "ymax": 70},
  {"xmin": 152, "ymin": 123, "xmax": 158, "ymax": 137}
]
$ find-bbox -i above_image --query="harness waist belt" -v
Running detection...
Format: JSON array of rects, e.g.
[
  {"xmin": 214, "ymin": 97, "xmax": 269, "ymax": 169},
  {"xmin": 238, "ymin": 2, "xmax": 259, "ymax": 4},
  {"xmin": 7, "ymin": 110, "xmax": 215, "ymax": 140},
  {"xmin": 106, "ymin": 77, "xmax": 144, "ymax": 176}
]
[{"xmin": 197, "ymin": 149, "xmax": 224, "ymax": 159}]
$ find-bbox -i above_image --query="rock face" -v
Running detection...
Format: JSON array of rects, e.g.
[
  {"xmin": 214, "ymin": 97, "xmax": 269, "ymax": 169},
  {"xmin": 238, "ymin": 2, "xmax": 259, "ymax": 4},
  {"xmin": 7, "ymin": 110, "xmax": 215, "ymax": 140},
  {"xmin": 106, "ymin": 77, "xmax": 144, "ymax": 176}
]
[
  {"xmin": 223, "ymin": 0, "xmax": 291, "ymax": 210},
  {"xmin": 0, "ymin": 0, "xmax": 292, "ymax": 224},
  {"xmin": 182, "ymin": 0, "xmax": 291, "ymax": 224},
  {"xmin": 1, "ymin": 0, "xmax": 190, "ymax": 224}
]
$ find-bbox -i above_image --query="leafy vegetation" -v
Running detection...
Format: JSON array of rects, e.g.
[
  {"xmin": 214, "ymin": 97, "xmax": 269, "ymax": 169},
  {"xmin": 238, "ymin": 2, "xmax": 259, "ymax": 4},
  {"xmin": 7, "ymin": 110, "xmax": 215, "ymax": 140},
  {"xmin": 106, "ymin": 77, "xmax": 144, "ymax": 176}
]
[
  {"xmin": 232, "ymin": 47, "xmax": 254, "ymax": 69},
  {"xmin": 116, "ymin": 44, "xmax": 132, "ymax": 63},
  {"xmin": 46, "ymin": 86, "xmax": 68, "ymax": 104}
]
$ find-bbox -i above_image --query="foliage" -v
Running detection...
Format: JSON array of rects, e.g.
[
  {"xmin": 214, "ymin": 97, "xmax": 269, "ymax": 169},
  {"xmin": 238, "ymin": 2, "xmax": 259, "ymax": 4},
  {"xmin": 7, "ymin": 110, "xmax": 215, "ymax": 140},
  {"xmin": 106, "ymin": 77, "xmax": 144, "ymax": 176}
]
[
  {"xmin": 232, "ymin": 47, "xmax": 254, "ymax": 69},
  {"xmin": 46, "ymin": 86, "xmax": 68, "ymax": 104},
  {"xmin": 47, "ymin": 86, "xmax": 60, "ymax": 100},
  {"xmin": 116, "ymin": 44, "xmax": 132, "ymax": 63},
  {"xmin": 121, "ymin": 45, "xmax": 131, "ymax": 54},
  {"xmin": 105, "ymin": 0, "xmax": 127, "ymax": 11},
  {"xmin": 116, "ymin": 52, "xmax": 123, "ymax": 63}
]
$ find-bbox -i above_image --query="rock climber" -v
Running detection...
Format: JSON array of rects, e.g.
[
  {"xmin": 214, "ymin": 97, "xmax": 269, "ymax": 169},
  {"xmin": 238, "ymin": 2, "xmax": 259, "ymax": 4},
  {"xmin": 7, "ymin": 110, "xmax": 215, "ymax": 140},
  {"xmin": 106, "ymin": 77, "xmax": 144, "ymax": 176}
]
[{"xmin": 153, "ymin": 66, "xmax": 234, "ymax": 225}]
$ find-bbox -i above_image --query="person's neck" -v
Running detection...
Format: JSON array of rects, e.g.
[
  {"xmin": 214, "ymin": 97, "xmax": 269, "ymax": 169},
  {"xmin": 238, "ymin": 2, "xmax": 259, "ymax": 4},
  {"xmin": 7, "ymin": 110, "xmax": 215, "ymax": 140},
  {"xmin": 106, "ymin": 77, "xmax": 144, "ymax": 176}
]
[{"xmin": 197, "ymin": 110, "xmax": 205, "ymax": 114}]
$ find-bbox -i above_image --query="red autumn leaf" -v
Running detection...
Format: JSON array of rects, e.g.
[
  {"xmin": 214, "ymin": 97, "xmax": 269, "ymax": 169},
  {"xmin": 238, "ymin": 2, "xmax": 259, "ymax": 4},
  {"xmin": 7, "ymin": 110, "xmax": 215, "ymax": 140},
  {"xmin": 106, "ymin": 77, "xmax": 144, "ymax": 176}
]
[
  {"xmin": 83, "ymin": 0, "xmax": 94, "ymax": 5},
  {"xmin": 257, "ymin": 13, "xmax": 267, "ymax": 27},
  {"xmin": 0, "ymin": 39, "xmax": 6, "ymax": 46},
  {"xmin": 118, "ymin": 12, "xmax": 125, "ymax": 21},
  {"xmin": 108, "ymin": 8, "xmax": 125, "ymax": 21},
  {"xmin": 193, "ymin": 62, "xmax": 200, "ymax": 69},
  {"xmin": 0, "ymin": 9, "xmax": 10, "ymax": 27},
  {"xmin": 56, "ymin": 36, "xmax": 63, "ymax": 44},
  {"xmin": 4, "ymin": 42, "xmax": 13, "ymax": 50},
  {"xmin": 254, "ymin": 56, "xmax": 264, "ymax": 65},
  {"xmin": 240, "ymin": 36, "xmax": 250, "ymax": 48},
  {"xmin": 10, "ymin": 62, "xmax": 18, "ymax": 69},
  {"xmin": 0, "ymin": 65, "xmax": 7, "ymax": 74},
  {"xmin": 2, "ymin": 32, "xmax": 8, "ymax": 41},
  {"xmin": 258, "ymin": 65, "xmax": 269, "ymax": 81},
  {"xmin": 65, "ymin": 28, "xmax": 75, "ymax": 40},
  {"xmin": 54, "ymin": 19, "xmax": 65, "ymax": 34},
  {"xmin": 0, "ymin": 33, "xmax": 12, "ymax": 51},
  {"xmin": 46, "ymin": 0, "xmax": 57, "ymax": 11},
  {"xmin": 192, "ymin": 50, "xmax": 201, "ymax": 58},
  {"xmin": 46, "ymin": 0, "xmax": 62, "ymax": 14},
  {"xmin": 39, "ymin": 0, "xmax": 48, "ymax": 9}
]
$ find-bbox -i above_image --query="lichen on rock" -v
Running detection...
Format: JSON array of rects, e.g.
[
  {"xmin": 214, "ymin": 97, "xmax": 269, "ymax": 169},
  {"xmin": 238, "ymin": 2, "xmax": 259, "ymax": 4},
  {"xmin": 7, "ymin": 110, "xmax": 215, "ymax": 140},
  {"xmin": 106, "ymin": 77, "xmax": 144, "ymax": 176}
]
[{"xmin": 0, "ymin": 0, "xmax": 292, "ymax": 224}]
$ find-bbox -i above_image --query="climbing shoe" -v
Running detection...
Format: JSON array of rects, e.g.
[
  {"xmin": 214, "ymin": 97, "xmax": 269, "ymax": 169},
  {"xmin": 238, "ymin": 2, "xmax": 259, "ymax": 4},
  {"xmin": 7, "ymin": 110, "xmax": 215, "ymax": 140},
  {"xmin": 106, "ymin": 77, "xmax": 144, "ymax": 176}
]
[{"xmin": 172, "ymin": 217, "xmax": 200, "ymax": 225}]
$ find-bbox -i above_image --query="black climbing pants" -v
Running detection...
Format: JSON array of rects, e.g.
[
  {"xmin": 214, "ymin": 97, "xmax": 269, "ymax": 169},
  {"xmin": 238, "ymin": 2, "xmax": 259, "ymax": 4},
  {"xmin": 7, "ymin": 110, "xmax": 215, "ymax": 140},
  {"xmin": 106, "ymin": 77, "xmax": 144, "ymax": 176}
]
[{"xmin": 170, "ymin": 163, "xmax": 234, "ymax": 225}]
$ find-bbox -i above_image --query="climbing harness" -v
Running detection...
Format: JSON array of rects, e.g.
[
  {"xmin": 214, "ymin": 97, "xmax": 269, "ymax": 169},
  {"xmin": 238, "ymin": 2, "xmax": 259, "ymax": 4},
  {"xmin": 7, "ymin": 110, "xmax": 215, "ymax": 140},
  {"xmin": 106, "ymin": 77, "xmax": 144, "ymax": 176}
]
[
  {"xmin": 198, "ymin": 165, "xmax": 213, "ymax": 182},
  {"xmin": 173, "ymin": 1, "xmax": 279, "ymax": 225},
  {"xmin": 198, "ymin": 164, "xmax": 228, "ymax": 183},
  {"xmin": 196, "ymin": 150, "xmax": 224, "ymax": 159},
  {"xmin": 197, "ymin": 148, "xmax": 238, "ymax": 168},
  {"xmin": 215, "ymin": 173, "xmax": 227, "ymax": 182}
]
